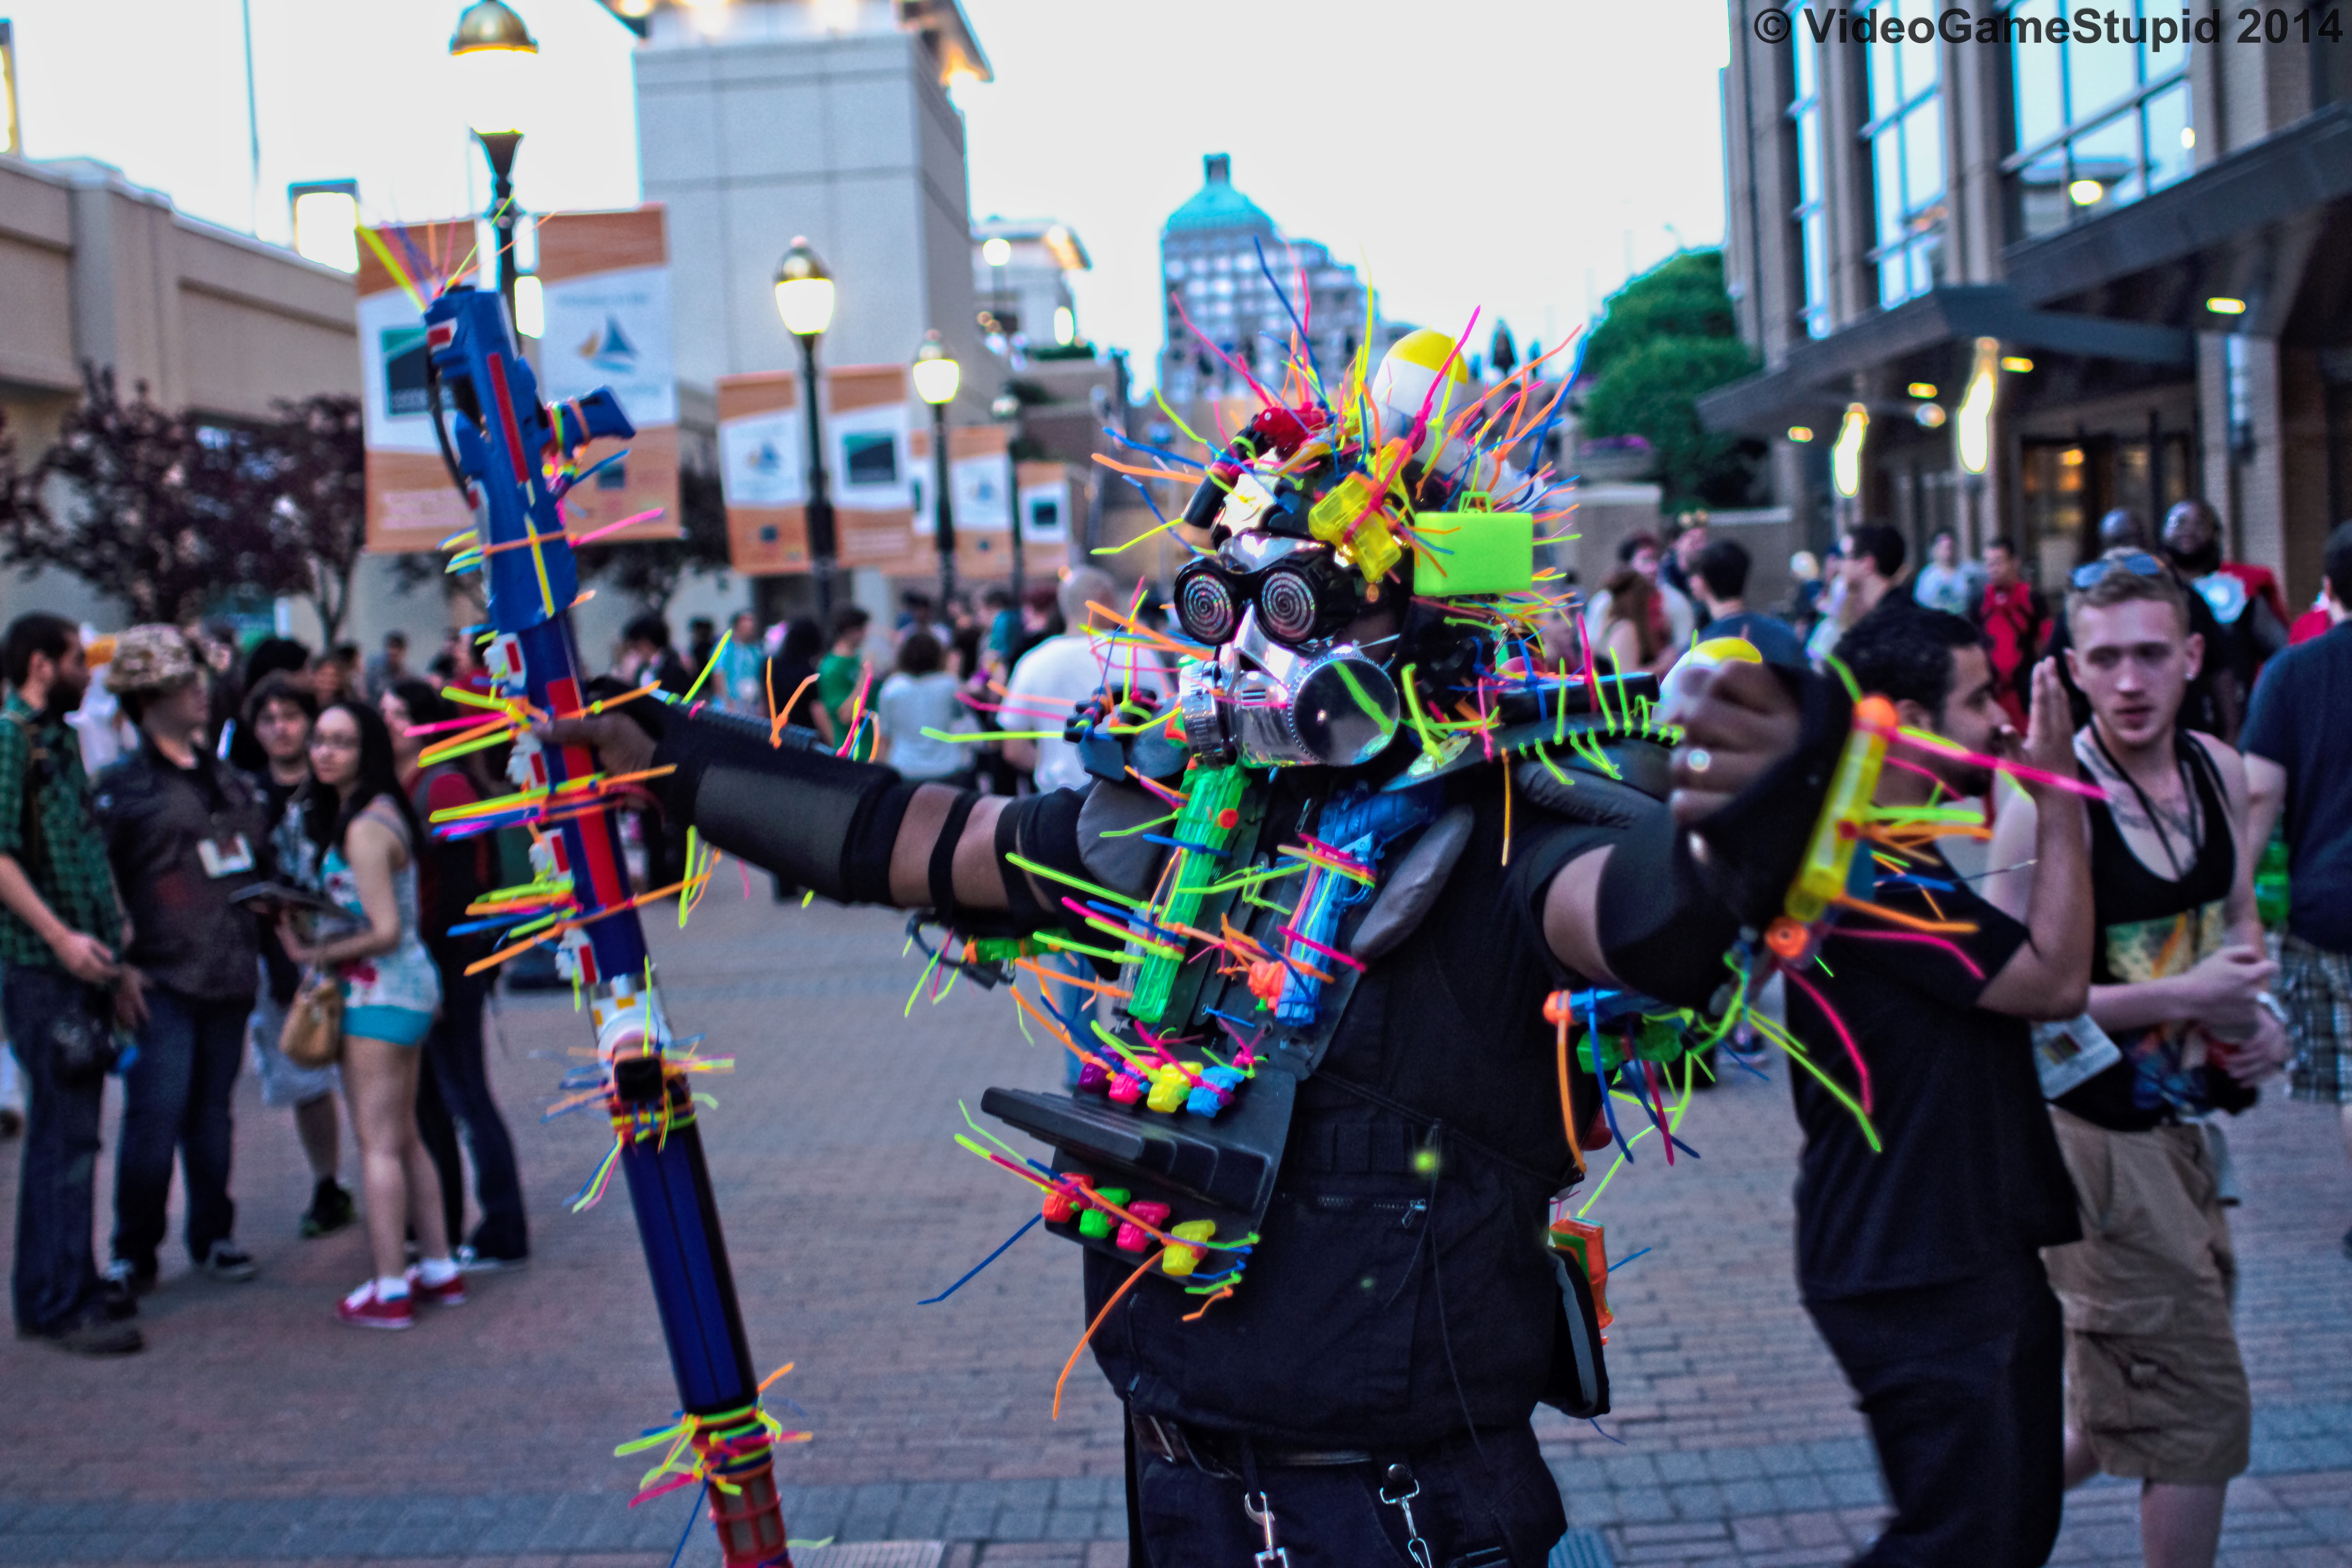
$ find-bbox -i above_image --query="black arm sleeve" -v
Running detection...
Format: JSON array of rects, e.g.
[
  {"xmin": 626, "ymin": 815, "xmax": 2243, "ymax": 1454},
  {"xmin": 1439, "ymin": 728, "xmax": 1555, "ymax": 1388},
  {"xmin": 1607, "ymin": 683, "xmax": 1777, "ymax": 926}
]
[{"xmin": 648, "ymin": 706, "xmax": 916, "ymax": 906}]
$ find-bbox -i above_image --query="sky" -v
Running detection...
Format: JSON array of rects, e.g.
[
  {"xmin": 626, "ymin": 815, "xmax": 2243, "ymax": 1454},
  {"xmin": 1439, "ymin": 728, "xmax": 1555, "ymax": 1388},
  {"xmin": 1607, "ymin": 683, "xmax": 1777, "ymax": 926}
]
[{"xmin": 7, "ymin": 0, "xmax": 1733, "ymax": 392}]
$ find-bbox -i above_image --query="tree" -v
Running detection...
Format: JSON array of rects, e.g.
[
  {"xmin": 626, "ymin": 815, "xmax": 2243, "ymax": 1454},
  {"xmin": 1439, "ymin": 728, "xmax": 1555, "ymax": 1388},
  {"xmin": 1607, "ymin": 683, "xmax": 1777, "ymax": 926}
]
[
  {"xmin": 1575, "ymin": 250, "xmax": 1763, "ymax": 510},
  {"xmin": 574, "ymin": 461, "xmax": 731, "ymax": 613},
  {"xmin": 1580, "ymin": 336, "xmax": 1764, "ymax": 510},
  {"xmin": 1, "ymin": 366, "xmax": 284, "ymax": 623},
  {"xmin": 0, "ymin": 408, "xmax": 44, "ymax": 546},
  {"xmin": 1576, "ymin": 251, "xmax": 1739, "ymax": 386},
  {"xmin": 255, "ymin": 394, "xmax": 368, "ymax": 647}
]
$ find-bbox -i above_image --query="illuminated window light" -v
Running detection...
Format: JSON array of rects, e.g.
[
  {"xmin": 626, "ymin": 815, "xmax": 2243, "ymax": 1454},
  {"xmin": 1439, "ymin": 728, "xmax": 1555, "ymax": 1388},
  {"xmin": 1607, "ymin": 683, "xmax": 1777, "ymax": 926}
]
[
  {"xmin": 2205, "ymin": 296, "xmax": 2248, "ymax": 315},
  {"xmin": 1907, "ymin": 382, "xmax": 1938, "ymax": 399},
  {"xmin": 1787, "ymin": 425, "xmax": 1815, "ymax": 443},
  {"xmin": 2068, "ymin": 178, "xmax": 2105, "ymax": 206},
  {"xmin": 2000, "ymin": 356, "xmax": 2034, "ymax": 373},
  {"xmin": 2060, "ymin": 448, "xmax": 2086, "ymax": 467}
]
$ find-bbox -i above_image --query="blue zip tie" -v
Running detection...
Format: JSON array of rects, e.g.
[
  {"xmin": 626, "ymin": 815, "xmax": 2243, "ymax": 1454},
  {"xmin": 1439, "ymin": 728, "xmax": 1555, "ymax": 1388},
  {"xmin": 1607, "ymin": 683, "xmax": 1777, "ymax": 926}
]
[{"xmin": 917, "ymin": 1214, "xmax": 1041, "ymax": 1305}]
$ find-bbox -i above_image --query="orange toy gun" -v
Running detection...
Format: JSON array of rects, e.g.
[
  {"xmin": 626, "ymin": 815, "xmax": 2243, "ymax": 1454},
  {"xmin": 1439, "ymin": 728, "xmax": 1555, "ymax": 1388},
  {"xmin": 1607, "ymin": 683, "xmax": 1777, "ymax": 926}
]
[{"xmin": 1763, "ymin": 695, "xmax": 1897, "ymax": 965}]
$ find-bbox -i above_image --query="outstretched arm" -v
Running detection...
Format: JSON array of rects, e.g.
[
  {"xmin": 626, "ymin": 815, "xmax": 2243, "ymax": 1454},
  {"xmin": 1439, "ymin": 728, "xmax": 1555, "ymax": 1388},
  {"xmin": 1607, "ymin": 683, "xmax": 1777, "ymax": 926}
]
[{"xmin": 540, "ymin": 711, "xmax": 1047, "ymax": 918}]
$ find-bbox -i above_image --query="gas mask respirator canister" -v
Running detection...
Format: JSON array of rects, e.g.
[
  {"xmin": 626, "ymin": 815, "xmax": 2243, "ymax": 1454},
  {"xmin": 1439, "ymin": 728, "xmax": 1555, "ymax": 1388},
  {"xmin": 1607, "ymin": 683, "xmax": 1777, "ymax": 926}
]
[{"xmin": 1177, "ymin": 604, "xmax": 1401, "ymax": 770}]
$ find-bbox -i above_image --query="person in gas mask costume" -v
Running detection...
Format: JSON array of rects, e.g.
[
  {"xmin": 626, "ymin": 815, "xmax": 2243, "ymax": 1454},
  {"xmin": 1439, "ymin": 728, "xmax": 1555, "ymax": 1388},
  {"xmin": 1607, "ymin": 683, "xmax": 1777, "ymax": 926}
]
[{"xmin": 549, "ymin": 331, "xmax": 1865, "ymax": 1565}]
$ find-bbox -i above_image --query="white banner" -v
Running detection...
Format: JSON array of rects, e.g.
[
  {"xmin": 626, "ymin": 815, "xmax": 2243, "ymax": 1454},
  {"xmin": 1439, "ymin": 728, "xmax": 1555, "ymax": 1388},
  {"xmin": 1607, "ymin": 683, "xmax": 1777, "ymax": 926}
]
[
  {"xmin": 1022, "ymin": 478, "xmax": 1071, "ymax": 537},
  {"xmin": 356, "ymin": 288, "xmax": 441, "ymax": 455},
  {"xmin": 536, "ymin": 262, "xmax": 678, "ymax": 426},
  {"xmin": 720, "ymin": 410, "xmax": 806, "ymax": 508},
  {"xmin": 830, "ymin": 402, "xmax": 912, "ymax": 513},
  {"xmin": 951, "ymin": 452, "xmax": 1013, "ymax": 530}
]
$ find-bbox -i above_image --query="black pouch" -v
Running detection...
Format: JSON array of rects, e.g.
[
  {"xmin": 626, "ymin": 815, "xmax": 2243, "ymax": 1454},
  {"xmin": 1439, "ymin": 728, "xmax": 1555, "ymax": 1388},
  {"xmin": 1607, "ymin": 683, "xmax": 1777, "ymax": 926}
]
[
  {"xmin": 49, "ymin": 990, "xmax": 121, "ymax": 1086},
  {"xmin": 1541, "ymin": 1245, "xmax": 1611, "ymax": 1419}
]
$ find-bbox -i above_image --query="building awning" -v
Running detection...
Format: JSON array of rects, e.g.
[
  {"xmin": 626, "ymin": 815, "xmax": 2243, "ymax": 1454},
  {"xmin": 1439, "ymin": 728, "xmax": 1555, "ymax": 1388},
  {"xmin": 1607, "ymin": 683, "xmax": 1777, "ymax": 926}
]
[
  {"xmin": 1698, "ymin": 285, "xmax": 2192, "ymax": 436},
  {"xmin": 2003, "ymin": 103, "xmax": 2352, "ymax": 341}
]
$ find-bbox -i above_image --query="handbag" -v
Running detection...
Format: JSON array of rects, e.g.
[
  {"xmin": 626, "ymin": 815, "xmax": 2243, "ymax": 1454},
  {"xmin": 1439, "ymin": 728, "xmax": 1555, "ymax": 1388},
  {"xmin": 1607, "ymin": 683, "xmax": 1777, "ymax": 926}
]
[{"xmin": 279, "ymin": 966, "xmax": 345, "ymax": 1068}]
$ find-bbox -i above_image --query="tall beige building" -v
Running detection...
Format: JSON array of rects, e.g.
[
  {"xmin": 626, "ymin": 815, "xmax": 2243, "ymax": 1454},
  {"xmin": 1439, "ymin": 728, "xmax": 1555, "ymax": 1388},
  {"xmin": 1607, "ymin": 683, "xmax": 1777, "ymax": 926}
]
[
  {"xmin": 632, "ymin": 0, "xmax": 997, "ymax": 387},
  {"xmin": 0, "ymin": 155, "xmax": 365, "ymax": 635}
]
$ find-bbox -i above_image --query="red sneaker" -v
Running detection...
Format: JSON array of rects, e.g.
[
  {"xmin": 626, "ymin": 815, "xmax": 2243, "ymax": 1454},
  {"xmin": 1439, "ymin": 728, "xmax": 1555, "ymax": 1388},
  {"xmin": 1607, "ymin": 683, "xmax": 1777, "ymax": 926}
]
[
  {"xmin": 406, "ymin": 1266, "xmax": 468, "ymax": 1308},
  {"xmin": 337, "ymin": 1282, "xmax": 416, "ymax": 1330}
]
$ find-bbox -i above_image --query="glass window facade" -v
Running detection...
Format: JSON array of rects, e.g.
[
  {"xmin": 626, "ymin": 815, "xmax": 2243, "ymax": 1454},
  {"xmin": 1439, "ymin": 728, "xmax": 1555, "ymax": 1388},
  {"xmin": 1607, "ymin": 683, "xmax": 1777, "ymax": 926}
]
[
  {"xmin": 1863, "ymin": 0, "xmax": 1946, "ymax": 308},
  {"xmin": 1786, "ymin": 7, "xmax": 1830, "ymax": 338},
  {"xmin": 2006, "ymin": 0, "xmax": 2194, "ymax": 239}
]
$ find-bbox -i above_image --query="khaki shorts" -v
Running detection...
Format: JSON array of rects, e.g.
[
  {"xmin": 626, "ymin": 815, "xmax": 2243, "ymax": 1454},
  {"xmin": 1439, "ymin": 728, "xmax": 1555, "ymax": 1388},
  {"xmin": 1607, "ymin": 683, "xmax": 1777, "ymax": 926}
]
[{"xmin": 2041, "ymin": 1109, "xmax": 2251, "ymax": 1485}]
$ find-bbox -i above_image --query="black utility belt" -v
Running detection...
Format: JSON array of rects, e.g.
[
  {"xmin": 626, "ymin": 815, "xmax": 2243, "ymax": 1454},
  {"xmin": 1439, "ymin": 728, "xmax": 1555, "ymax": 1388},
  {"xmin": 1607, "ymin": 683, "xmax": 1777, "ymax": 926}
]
[{"xmin": 1132, "ymin": 1412, "xmax": 1370, "ymax": 1475}]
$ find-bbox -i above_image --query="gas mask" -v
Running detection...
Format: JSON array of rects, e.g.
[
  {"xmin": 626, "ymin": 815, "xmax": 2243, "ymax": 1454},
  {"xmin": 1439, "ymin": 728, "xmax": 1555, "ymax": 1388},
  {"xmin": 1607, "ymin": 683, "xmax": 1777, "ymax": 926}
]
[{"xmin": 1178, "ymin": 606, "xmax": 1400, "ymax": 770}]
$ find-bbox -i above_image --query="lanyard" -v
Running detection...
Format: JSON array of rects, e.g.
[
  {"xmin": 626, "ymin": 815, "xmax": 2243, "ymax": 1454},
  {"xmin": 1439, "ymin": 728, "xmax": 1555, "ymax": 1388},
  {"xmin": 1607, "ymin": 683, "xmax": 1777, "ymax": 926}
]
[{"xmin": 2088, "ymin": 727, "xmax": 2193, "ymax": 881}]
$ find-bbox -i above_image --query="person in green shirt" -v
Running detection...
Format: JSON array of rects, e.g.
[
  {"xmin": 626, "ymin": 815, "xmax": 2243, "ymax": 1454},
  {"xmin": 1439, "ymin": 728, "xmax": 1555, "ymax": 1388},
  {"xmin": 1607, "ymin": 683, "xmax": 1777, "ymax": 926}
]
[
  {"xmin": 816, "ymin": 606, "xmax": 874, "ymax": 759},
  {"xmin": 0, "ymin": 613, "xmax": 139, "ymax": 1355}
]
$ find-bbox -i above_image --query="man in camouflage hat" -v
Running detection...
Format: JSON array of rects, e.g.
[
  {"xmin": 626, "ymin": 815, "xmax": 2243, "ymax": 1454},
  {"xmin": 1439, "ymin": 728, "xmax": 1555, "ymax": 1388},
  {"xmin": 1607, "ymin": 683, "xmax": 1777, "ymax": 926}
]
[{"xmin": 93, "ymin": 625, "xmax": 270, "ymax": 1305}]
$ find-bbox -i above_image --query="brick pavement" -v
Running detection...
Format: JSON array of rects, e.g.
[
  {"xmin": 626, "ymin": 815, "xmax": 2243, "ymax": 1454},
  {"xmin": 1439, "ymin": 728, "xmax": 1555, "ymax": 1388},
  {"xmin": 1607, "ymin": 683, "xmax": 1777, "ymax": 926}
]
[{"xmin": 1, "ymin": 890, "xmax": 2347, "ymax": 1565}]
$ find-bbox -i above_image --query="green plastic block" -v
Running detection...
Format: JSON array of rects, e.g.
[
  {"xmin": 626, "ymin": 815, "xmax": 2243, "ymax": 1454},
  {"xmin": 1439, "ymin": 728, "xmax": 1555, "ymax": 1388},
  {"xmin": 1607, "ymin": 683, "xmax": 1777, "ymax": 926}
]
[{"xmin": 1413, "ymin": 506, "xmax": 1535, "ymax": 598}]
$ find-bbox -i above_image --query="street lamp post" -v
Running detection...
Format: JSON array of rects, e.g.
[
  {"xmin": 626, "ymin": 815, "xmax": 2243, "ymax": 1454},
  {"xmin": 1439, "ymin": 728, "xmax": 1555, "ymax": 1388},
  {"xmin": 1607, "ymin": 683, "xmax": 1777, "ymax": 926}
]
[
  {"xmin": 981, "ymin": 234, "xmax": 1013, "ymax": 342},
  {"xmin": 449, "ymin": 0, "xmax": 537, "ymax": 332},
  {"xmin": 911, "ymin": 330, "xmax": 962, "ymax": 612},
  {"xmin": 991, "ymin": 384, "xmax": 1025, "ymax": 604},
  {"xmin": 773, "ymin": 237, "xmax": 839, "ymax": 620}
]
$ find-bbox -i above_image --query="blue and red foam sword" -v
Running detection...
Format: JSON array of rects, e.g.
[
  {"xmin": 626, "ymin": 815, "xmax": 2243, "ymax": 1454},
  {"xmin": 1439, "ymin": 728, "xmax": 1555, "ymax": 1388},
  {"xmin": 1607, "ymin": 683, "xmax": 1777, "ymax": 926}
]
[{"xmin": 422, "ymin": 285, "xmax": 791, "ymax": 1568}]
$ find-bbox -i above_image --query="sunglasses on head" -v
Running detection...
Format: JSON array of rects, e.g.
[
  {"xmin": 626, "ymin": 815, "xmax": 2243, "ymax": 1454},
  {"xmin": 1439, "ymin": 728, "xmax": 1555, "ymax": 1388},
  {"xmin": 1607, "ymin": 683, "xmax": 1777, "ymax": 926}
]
[{"xmin": 2071, "ymin": 552, "xmax": 2165, "ymax": 591}]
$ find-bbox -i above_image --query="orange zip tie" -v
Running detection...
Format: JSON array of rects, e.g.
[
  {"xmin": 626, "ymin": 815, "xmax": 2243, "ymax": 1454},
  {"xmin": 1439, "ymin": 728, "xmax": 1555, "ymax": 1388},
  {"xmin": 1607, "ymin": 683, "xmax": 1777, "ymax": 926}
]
[
  {"xmin": 1011, "ymin": 958, "xmax": 1132, "ymax": 1000},
  {"xmin": 1501, "ymin": 754, "xmax": 1513, "ymax": 867},
  {"xmin": 562, "ymin": 681, "xmax": 659, "ymax": 720},
  {"xmin": 771, "ymin": 673, "xmax": 822, "ymax": 746},
  {"xmin": 1054, "ymin": 1249, "xmax": 1163, "ymax": 1419},
  {"xmin": 1827, "ymin": 894, "xmax": 1977, "ymax": 935},
  {"xmin": 1181, "ymin": 1286, "xmax": 1233, "ymax": 1323},
  {"xmin": 1082, "ymin": 600, "xmax": 1195, "ymax": 662}
]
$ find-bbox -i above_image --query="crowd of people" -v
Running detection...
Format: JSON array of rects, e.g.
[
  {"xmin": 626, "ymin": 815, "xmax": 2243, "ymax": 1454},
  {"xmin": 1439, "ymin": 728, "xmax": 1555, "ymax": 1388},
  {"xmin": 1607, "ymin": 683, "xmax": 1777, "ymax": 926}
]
[
  {"xmin": 4, "ymin": 506, "xmax": 2348, "ymax": 1568},
  {"xmin": 1, "ymin": 617, "xmax": 525, "ymax": 1352},
  {"xmin": 1580, "ymin": 503, "xmax": 2351, "ymax": 1568},
  {"xmin": 0, "ymin": 575, "xmax": 1157, "ymax": 1356}
]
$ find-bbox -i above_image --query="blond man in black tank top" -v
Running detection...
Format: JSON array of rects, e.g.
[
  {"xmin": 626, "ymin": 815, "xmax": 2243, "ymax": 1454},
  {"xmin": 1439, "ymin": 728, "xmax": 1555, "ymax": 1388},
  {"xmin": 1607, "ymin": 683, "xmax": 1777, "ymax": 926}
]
[{"xmin": 1988, "ymin": 554, "xmax": 2289, "ymax": 1568}]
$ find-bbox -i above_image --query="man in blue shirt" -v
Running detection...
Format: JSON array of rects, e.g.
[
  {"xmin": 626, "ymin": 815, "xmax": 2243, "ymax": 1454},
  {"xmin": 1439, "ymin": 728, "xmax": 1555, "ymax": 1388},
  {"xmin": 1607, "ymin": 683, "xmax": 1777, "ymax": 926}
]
[{"xmin": 2243, "ymin": 521, "xmax": 2352, "ymax": 1259}]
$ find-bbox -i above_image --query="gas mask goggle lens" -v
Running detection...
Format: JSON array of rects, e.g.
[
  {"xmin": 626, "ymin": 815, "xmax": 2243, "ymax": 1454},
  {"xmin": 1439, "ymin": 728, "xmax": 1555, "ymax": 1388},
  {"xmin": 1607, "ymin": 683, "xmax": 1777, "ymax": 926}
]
[{"xmin": 1174, "ymin": 534, "xmax": 1365, "ymax": 650}]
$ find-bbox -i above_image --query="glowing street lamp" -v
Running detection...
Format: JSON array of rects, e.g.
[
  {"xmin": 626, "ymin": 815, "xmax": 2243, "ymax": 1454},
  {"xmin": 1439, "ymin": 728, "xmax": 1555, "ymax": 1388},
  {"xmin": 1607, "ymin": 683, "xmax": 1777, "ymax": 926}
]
[
  {"xmin": 1832, "ymin": 402, "xmax": 1869, "ymax": 501},
  {"xmin": 774, "ymin": 237, "xmax": 840, "ymax": 616},
  {"xmin": 913, "ymin": 331, "xmax": 962, "ymax": 609},
  {"xmin": 449, "ymin": 0, "xmax": 538, "ymax": 331},
  {"xmin": 1956, "ymin": 338, "xmax": 1998, "ymax": 476}
]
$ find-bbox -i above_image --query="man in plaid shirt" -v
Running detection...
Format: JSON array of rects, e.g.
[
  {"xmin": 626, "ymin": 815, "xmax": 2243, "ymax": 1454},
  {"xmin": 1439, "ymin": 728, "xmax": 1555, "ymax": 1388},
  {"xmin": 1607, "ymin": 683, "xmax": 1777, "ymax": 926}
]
[{"xmin": 0, "ymin": 613, "xmax": 138, "ymax": 1355}]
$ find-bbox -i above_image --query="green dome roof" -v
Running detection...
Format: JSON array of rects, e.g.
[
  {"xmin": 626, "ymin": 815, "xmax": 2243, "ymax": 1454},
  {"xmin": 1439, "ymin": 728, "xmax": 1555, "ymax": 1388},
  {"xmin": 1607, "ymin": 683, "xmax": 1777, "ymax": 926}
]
[{"xmin": 1165, "ymin": 154, "xmax": 1274, "ymax": 235}]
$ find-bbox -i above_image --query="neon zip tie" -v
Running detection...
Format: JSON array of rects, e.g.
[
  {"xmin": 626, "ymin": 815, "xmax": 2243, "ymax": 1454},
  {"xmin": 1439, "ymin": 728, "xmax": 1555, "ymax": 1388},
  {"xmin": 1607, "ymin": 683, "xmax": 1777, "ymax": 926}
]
[
  {"xmin": 1827, "ymin": 894, "xmax": 1976, "ymax": 935},
  {"xmin": 1034, "ymin": 932, "xmax": 1130, "ymax": 963},
  {"xmin": 917, "ymin": 1213, "xmax": 1042, "ymax": 1305},
  {"xmin": 681, "ymin": 632, "xmax": 730, "ymax": 705},
  {"xmin": 1004, "ymin": 852, "xmax": 1151, "ymax": 911}
]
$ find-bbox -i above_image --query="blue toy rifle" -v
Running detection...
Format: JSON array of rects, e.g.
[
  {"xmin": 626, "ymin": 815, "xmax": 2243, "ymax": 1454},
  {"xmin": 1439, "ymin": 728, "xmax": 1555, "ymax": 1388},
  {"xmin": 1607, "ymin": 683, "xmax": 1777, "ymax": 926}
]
[{"xmin": 422, "ymin": 285, "xmax": 791, "ymax": 1568}]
